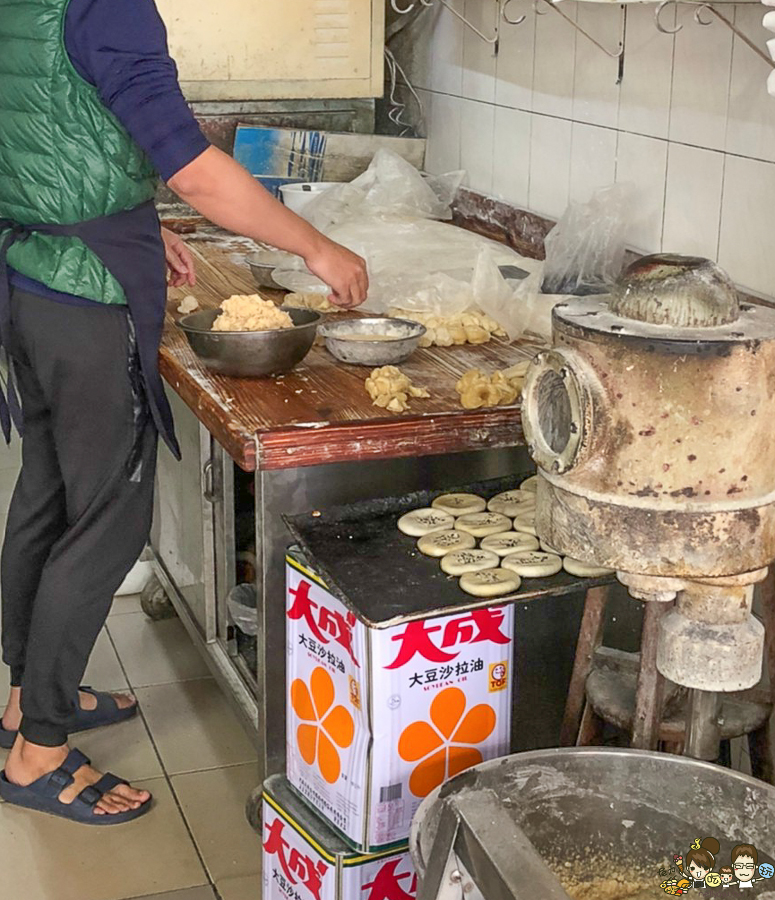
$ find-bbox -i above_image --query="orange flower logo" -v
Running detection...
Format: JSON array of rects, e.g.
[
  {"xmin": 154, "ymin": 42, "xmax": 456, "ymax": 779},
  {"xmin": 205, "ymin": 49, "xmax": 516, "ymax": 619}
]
[
  {"xmin": 398, "ymin": 687, "xmax": 496, "ymax": 798},
  {"xmin": 291, "ymin": 666, "xmax": 355, "ymax": 784}
]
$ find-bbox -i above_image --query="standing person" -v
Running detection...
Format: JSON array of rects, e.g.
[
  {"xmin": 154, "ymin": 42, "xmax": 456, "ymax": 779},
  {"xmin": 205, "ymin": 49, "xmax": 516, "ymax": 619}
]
[{"xmin": 0, "ymin": 0, "xmax": 367, "ymax": 825}]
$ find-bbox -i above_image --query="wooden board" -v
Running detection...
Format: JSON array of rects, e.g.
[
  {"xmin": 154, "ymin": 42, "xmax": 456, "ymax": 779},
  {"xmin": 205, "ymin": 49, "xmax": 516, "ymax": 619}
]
[{"xmin": 160, "ymin": 232, "xmax": 538, "ymax": 472}]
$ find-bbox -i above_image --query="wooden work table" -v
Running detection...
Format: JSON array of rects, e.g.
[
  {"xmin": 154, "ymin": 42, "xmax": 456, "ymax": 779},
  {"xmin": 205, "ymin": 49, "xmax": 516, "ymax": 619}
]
[{"xmin": 161, "ymin": 231, "xmax": 537, "ymax": 472}]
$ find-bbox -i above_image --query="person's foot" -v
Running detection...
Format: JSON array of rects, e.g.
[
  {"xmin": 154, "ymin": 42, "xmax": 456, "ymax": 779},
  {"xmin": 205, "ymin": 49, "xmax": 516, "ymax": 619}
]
[
  {"xmin": 1, "ymin": 687, "xmax": 137, "ymax": 733},
  {"xmin": 4, "ymin": 736, "xmax": 150, "ymax": 815}
]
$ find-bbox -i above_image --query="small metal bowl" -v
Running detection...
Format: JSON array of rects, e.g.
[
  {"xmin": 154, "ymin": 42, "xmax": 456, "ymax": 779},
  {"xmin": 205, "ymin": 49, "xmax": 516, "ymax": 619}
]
[
  {"xmin": 318, "ymin": 317, "xmax": 426, "ymax": 366},
  {"xmin": 178, "ymin": 308, "xmax": 320, "ymax": 378},
  {"xmin": 246, "ymin": 250, "xmax": 288, "ymax": 290}
]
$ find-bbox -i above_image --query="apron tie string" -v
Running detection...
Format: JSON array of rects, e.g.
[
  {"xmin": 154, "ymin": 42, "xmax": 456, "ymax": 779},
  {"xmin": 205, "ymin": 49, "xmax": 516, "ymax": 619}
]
[{"xmin": 0, "ymin": 221, "xmax": 32, "ymax": 442}]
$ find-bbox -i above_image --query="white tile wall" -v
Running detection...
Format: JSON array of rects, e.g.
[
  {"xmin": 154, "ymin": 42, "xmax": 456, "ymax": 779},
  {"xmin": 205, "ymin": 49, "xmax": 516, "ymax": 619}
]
[
  {"xmin": 493, "ymin": 105, "xmax": 532, "ymax": 206},
  {"xmin": 663, "ymin": 144, "xmax": 725, "ymax": 258},
  {"xmin": 528, "ymin": 115, "xmax": 573, "ymax": 217},
  {"xmin": 404, "ymin": 0, "xmax": 775, "ymax": 296},
  {"xmin": 615, "ymin": 131, "xmax": 668, "ymax": 253},
  {"xmin": 569, "ymin": 122, "xmax": 618, "ymax": 204},
  {"xmin": 460, "ymin": 98, "xmax": 496, "ymax": 192}
]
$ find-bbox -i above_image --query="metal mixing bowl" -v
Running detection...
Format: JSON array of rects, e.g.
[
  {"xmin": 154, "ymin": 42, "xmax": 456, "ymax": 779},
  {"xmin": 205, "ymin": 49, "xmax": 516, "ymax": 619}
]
[
  {"xmin": 318, "ymin": 317, "xmax": 426, "ymax": 366},
  {"xmin": 411, "ymin": 748, "xmax": 775, "ymax": 900},
  {"xmin": 178, "ymin": 308, "xmax": 320, "ymax": 377},
  {"xmin": 246, "ymin": 249, "xmax": 289, "ymax": 290}
]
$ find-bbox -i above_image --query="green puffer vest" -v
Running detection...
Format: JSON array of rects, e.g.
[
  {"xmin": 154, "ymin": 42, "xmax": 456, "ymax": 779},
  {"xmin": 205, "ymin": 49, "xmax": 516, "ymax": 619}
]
[{"xmin": 0, "ymin": 0, "xmax": 158, "ymax": 304}]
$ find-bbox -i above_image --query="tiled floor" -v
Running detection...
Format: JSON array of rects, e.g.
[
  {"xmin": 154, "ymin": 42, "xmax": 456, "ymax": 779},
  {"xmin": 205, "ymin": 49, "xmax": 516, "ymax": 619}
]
[{"xmin": 0, "ymin": 441, "xmax": 260, "ymax": 900}]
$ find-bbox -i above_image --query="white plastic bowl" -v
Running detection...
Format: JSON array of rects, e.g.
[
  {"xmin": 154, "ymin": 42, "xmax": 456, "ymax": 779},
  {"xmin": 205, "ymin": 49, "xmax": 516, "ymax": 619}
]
[{"xmin": 279, "ymin": 182, "xmax": 340, "ymax": 218}]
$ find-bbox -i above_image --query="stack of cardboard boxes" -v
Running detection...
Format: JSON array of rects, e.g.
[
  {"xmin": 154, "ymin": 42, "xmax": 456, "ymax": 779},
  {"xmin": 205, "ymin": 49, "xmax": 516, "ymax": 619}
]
[{"xmin": 262, "ymin": 547, "xmax": 516, "ymax": 900}]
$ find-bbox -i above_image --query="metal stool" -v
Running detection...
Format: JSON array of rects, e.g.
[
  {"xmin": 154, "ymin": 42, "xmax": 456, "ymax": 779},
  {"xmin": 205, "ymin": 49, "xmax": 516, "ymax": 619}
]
[{"xmin": 560, "ymin": 581, "xmax": 775, "ymax": 781}]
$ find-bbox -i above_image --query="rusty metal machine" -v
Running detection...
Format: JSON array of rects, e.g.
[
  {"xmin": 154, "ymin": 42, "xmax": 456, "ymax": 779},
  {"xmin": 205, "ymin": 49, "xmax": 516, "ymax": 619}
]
[{"xmin": 522, "ymin": 254, "xmax": 775, "ymax": 760}]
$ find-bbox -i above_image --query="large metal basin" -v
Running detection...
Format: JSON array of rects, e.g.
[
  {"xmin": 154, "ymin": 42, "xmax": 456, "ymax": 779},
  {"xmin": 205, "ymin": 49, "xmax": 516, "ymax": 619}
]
[
  {"xmin": 411, "ymin": 748, "xmax": 775, "ymax": 900},
  {"xmin": 178, "ymin": 307, "xmax": 320, "ymax": 378}
]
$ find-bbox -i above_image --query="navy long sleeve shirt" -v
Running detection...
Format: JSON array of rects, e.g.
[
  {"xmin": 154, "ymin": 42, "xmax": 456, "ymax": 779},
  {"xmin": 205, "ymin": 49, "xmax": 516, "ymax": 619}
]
[{"xmin": 11, "ymin": 0, "xmax": 210, "ymax": 305}]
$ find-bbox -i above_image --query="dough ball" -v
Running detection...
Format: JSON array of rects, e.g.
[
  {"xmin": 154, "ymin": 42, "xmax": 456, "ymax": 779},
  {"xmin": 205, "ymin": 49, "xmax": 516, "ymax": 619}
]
[
  {"xmin": 417, "ymin": 530, "xmax": 476, "ymax": 558},
  {"xmin": 459, "ymin": 568, "xmax": 521, "ymax": 597},
  {"xmin": 398, "ymin": 508, "xmax": 455, "ymax": 537},
  {"xmin": 212, "ymin": 294, "xmax": 293, "ymax": 332},
  {"xmin": 432, "ymin": 493, "xmax": 487, "ymax": 516},
  {"xmin": 177, "ymin": 295, "xmax": 199, "ymax": 314}
]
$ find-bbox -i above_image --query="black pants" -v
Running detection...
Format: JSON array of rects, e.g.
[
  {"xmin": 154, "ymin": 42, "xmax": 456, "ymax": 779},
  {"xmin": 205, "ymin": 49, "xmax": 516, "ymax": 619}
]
[{"xmin": 1, "ymin": 289, "xmax": 158, "ymax": 746}]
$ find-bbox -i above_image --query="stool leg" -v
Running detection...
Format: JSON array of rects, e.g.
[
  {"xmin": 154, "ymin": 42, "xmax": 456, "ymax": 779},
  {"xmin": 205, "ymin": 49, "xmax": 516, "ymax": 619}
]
[
  {"xmin": 749, "ymin": 568, "xmax": 775, "ymax": 783},
  {"xmin": 631, "ymin": 601, "xmax": 670, "ymax": 751},
  {"xmin": 577, "ymin": 701, "xmax": 606, "ymax": 746},
  {"xmin": 560, "ymin": 586, "xmax": 610, "ymax": 747}
]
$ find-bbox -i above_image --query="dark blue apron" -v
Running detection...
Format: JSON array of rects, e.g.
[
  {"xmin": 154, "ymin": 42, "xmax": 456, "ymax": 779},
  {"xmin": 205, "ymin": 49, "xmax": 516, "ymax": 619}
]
[{"xmin": 0, "ymin": 201, "xmax": 180, "ymax": 459}]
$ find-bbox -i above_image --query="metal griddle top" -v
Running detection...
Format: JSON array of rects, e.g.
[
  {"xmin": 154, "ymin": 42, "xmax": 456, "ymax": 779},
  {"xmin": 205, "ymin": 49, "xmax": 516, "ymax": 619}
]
[{"xmin": 284, "ymin": 473, "xmax": 615, "ymax": 626}]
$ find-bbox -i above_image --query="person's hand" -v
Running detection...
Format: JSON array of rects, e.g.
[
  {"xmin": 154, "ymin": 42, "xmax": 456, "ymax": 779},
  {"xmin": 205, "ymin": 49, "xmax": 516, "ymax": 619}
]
[
  {"xmin": 161, "ymin": 227, "xmax": 197, "ymax": 288},
  {"xmin": 304, "ymin": 238, "xmax": 368, "ymax": 309}
]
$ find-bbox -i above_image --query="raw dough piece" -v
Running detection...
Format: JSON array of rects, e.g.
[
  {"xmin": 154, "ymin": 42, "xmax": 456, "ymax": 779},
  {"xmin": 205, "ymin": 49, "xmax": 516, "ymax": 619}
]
[
  {"xmin": 388, "ymin": 307, "xmax": 506, "ymax": 349},
  {"xmin": 177, "ymin": 295, "xmax": 199, "ymax": 314},
  {"xmin": 365, "ymin": 366, "xmax": 430, "ymax": 413},
  {"xmin": 282, "ymin": 292, "xmax": 341, "ymax": 313},
  {"xmin": 520, "ymin": 475, "xmax": 539, "ymax": 493},
  {"xmin": 513, "ymin": 514, "xmax": 538, "ymax": 537},
  {"xmin": 440, "ymin": 548, "xmax": 500, "ymax": 576},
  {"xmin": 455, "ymin": 368, "xmax": 522, "ymax": 410},
  {"xmin": 480, "ymin": 532, "xmax": 540, "ymax": 557},
  {"xmin": 455, "ymin": 511, "xmax": 512, "ymax": 538},
  {"xmin": 398, "ymin": 508, "xmax": 455, "ymax": 537},
  {"xmin": 563, "ymin": 558, "xmax": 615, "ymax": 578},
  {"xmin": 417, "ymin": 530, "xmax": 476, "ymax": 558},
  {"xmin": 432, "ymin": 493, "xmax": 486, "ymax": 515},
  {"xmin": 212, "ymin": 294, "xmax": 293, "ymax": 332},
  {"xmin": 502, "ymin": 551, "xmax": 563, "ymax": 578},
  {"xmin": 459, "ymin": 568, "xmax": 521, "ymax": 597},
  {"xmin": 487, "ymin": 489, "xmax": 537, "ymax": 517}
]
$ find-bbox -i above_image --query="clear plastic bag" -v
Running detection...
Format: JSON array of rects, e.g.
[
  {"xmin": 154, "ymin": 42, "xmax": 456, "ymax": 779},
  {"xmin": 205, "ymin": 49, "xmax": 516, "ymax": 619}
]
[
  {"xmin": 541, "ymin": 183, "xmax": 634, "ymax": 296},
  {"xmin": 301, "ymin": 148, "xmax": 464, "ymax": 232},
  {"xmin": 227, "ymin": 583, "xmax": 257, "ymax": 636}
]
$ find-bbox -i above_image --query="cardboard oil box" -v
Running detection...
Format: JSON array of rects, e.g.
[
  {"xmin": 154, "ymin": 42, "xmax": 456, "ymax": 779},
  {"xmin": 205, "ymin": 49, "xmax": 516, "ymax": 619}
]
[
  {"xmin": 263, "ymin": 774, "xmax": 417, "ymax": 900},
  {"xmin": 286, "ymin": 547, "xmax": 514, "ymax": 852}
]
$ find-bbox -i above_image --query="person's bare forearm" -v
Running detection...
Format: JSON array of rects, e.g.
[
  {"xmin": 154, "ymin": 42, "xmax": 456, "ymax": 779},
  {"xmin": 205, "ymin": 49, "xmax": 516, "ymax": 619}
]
[
  {"xmin": 167, "ymin": 146, "xmax": 368, "ymax": 307},
  {"xmin": 168, "ymin": 146, "xmax": 326, "ymax": 259}
]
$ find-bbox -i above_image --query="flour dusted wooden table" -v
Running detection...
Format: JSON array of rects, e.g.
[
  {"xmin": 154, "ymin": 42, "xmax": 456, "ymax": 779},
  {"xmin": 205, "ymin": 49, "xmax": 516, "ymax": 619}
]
[
  {"xmin": 160, "ymin": 236, "xmax": 535, "ymax": 472},
  {"xmin": 151, "ymin": 230, "xmax": 543, "ymax": 792}
]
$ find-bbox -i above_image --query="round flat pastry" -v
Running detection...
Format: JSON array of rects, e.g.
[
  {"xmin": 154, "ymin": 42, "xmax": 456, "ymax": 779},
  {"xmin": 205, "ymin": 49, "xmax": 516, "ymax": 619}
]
[
  {"xmin": 480, "ymin": 532, "xmax": 540, "ymax": 557},
  {"xmin": 431, "ymin": 493, "xmax": 486, "ymax": 516},
  {"xmin": 440, "ymin": 548, "xmax": 500, "ymax": 576},
  {"xmin": 563, "ymin": 557, "xmax": 615, "ymax": 578},
  {"xmin": 502, "ymin": 551, "xmax": 563, "ymax": 578},
  {"xmin": 417, "ymin": 529, "xmax": 476, "ymax": 558},
  {"xmin": 487, "ymin": 489, "xmax": 535, "ymax": 510},
  {"xmin": 520, "ymin": 475, "xmax": 539, "ymax": 493},
  {"xmin": 398, "ymin": 508, "xmax": 455, "ymax": 537},
  {"xmin": 513, "ymin": 513, "xmax": 538, "ymax": 537},
  {"xmin": 459, "ymin": 568, "xmax": 521, "ymax": 597},
  {"xmin": 488, "ymin": 497, "xmax": 537, "ymax": 517},
  {"xmin": 455, "ymin": 511, "xmax": 512, "ymax": 538}
]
